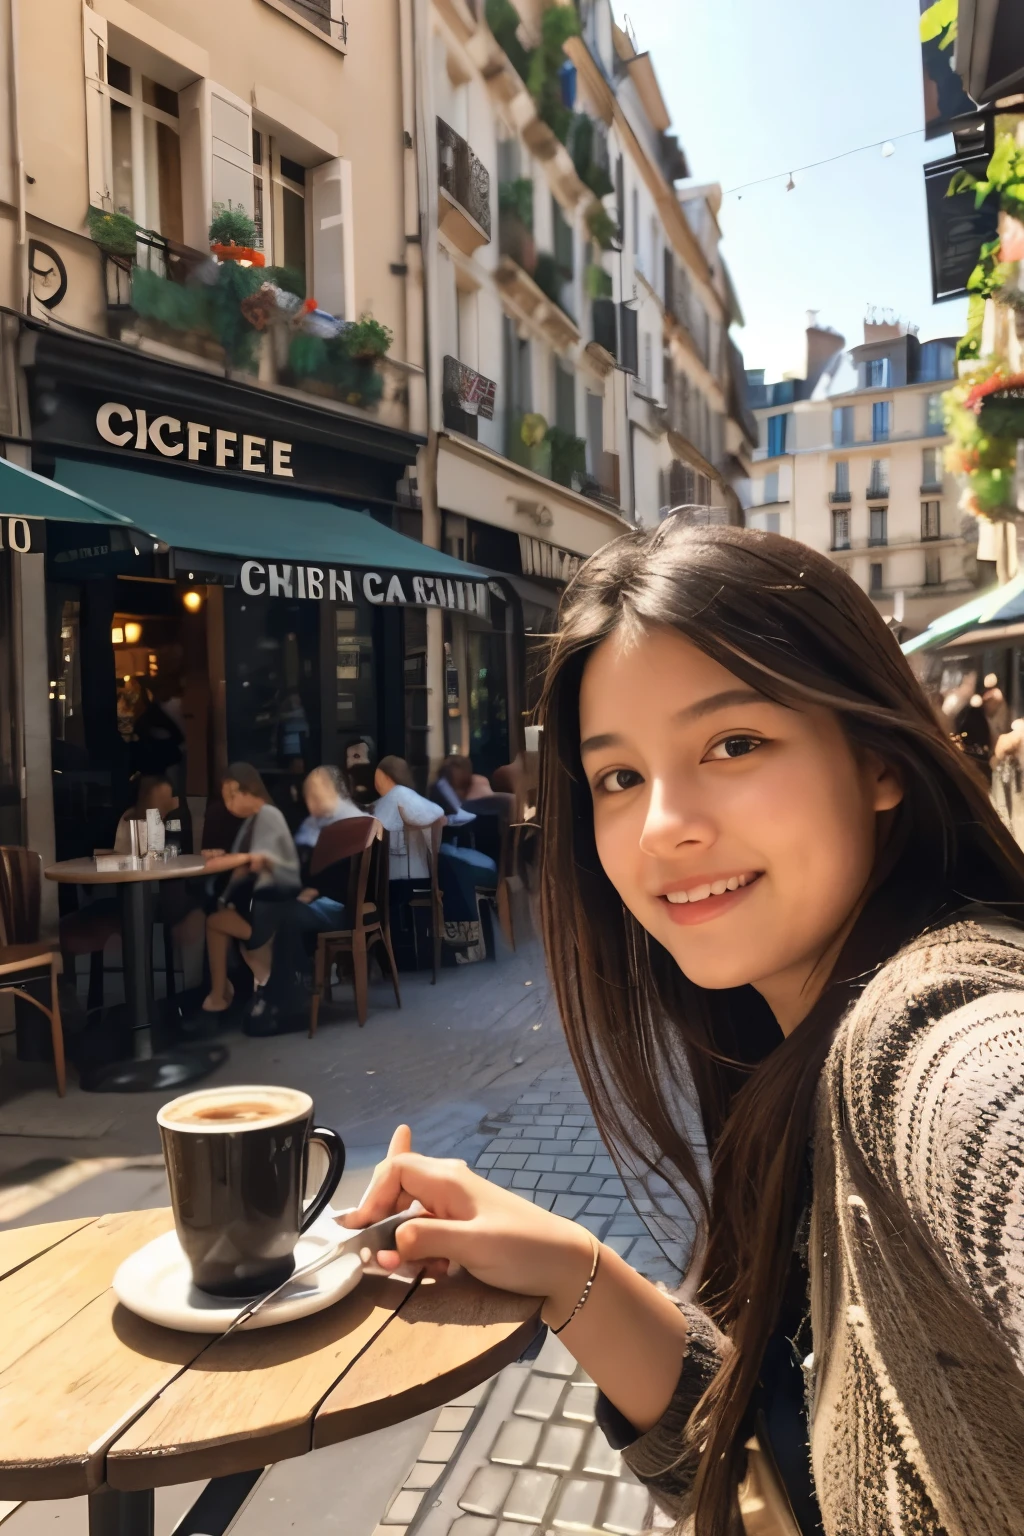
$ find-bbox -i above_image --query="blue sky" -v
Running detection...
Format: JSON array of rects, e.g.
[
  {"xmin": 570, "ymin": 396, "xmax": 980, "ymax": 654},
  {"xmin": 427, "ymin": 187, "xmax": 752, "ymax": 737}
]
[{"xmin": 619, "ymin": 0, "xmax": 968, "ymax": 380}]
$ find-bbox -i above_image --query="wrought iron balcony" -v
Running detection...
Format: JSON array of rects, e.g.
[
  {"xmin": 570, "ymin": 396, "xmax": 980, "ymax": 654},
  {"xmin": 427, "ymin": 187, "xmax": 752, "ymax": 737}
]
[
  {"xmin": 866, "ymin": 482, "xmax": 890, "ymax": 500},
  {"xmin": 442, "ymin": 355, "xmax": 496, "ymax": 440},
  {"xmin": 828, "ymin": 489, "xmax": 851, "ymax": 504},
  {"xmin": 920, "ymin": 479, "xmax": 943, "ymax": 494},
  {"xmin": 437, "ymin": 118, "xmax": 491, "ymax": 254}
]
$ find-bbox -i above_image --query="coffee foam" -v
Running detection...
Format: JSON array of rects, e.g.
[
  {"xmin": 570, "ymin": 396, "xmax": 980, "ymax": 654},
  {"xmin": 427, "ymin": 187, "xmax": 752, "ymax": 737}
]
[{"xmin": 158, "ymin": 1085, "xmax": 311, "ymax": 1132}]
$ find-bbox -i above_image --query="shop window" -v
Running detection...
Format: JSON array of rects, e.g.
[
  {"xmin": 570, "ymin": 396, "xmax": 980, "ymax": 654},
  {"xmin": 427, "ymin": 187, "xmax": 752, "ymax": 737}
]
[
  {"xmin": 224, "ymin": 586, "xmax": 321, "ymax": 781},
  {"xmin": 403, "ymin": 608, "xmax": 429, "ymax": 786},
  {"xmin": 104, "ymin": 56, "xmax": 183, "ymax": 241}
]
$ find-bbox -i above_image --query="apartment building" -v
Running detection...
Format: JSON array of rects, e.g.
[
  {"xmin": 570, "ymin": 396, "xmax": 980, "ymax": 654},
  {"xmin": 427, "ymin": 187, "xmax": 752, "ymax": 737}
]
[
  {"xmin": 0, "ymin": 0, "xmax": 482, "ymax": 871},
  {"xmin": 421, "ymin": 0, "xmax": 754, "ymax": 754},
  {"xmin": 746, "ymin": 317, "xmax": 971, "ymax": 633}
]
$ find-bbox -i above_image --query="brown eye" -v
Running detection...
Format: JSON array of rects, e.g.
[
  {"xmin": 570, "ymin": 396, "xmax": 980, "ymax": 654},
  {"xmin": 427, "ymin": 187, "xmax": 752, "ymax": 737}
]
[
  {"xmin": 705, "ymin": 735, "xmax": 764, "ymax": 762},
  {"xmin": 598, "ymin": 768, "xmax": 644, "ymax": 794}
]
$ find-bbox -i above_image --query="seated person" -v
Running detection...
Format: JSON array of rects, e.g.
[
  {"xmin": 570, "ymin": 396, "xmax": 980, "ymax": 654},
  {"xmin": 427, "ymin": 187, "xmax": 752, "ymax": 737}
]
[
  {"xmin": 295, "ymin": 765, "xmax": 363, "ymax": 860},
  {"xmin": 200, "ymin": 763, "xmax": 300, "ymax": 1013},
  {"xmin": 431, "ymin": 756, "xmax": 479, "ymax": 829},
  {"xmin": 246, "ymin": 769, "xmax": 365, "ymax": 1034},
  {"xmin": 377, "ymin": 756, "xmax": 497, "ymax": 953},
  {"xmin": 433, "ymin": 755, "xmax": 513, "ymax": 865}
]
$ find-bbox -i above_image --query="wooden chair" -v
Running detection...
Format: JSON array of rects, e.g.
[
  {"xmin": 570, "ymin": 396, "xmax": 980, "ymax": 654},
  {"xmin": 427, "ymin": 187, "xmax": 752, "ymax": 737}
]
[
  {"xmin": 0, "ymin": 847, "xmax": 65, "ymax": 1096},
  {"xmin": 308, "ymin": 817, "xmax": 401, "ymax": 1035},
  {"xmin": 407, "ymin": 818, "xmax": 445, "ymax": 984}
]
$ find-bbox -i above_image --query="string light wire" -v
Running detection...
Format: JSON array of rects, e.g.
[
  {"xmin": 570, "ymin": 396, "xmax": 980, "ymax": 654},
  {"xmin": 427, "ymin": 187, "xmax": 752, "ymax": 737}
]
[{"xmin": 724, "ymin": 128, "xmax": 924, "ymax": 198}]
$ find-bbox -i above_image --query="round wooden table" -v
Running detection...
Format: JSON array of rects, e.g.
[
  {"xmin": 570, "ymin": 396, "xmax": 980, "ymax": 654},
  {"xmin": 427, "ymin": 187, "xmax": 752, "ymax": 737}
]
[
  {"xmin": 0, "ymin": 1211, "xmax": 542, "ymax": 1536},
  {"xmin": 45, "ymin": 855, "xmax": 224, "ymax": 1093}
]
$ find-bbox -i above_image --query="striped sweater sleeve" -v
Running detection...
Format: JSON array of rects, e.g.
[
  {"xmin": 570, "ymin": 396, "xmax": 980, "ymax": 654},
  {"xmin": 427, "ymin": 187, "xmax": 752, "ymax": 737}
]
[
  {"xmin": 609, "ymin": 1301, "xmax": 728, "ymax": 1517},
  {"xmin": 842, "ymin": 971, "xmax": 1024, "ymax": 1370}
]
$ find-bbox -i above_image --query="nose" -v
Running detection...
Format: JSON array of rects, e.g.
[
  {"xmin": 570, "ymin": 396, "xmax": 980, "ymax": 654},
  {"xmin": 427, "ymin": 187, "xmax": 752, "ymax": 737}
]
[{"xmin": 638, "ymin": 774, "xmax": 716, "ymax": 860}]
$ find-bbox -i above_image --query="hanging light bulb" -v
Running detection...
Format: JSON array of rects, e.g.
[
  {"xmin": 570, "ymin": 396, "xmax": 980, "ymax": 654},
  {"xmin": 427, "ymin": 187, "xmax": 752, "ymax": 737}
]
[
  {"xmin": 881, "ymin": 141, "xmax": 895, "ymax": 157},
  {"xmin": 785, "ymin": 173, "xmax": 795, "ymax": 191}
]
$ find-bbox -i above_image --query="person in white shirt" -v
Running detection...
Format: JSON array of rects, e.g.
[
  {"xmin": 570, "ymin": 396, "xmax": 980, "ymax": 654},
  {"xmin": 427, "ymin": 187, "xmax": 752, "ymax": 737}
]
[{"xmin": 294, "ymin": 765, "xmax": 364, "ymax": 853}]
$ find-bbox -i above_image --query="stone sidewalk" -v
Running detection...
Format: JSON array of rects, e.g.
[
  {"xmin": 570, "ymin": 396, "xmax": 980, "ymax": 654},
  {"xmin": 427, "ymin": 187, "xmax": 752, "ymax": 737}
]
[{"xmin": 374, "ymin": 1066, "xmax": 692, "ymax": 1536}]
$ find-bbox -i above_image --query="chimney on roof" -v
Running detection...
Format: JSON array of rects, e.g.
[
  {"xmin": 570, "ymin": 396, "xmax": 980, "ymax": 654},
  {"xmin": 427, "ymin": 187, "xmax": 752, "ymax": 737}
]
[
  {"xmin": 863, "ymin": 307, "xmax": 913, "ymax": 344},
  {"xmin": 804, "ymin": 321, "xmax": 845, "ymax": 394}
]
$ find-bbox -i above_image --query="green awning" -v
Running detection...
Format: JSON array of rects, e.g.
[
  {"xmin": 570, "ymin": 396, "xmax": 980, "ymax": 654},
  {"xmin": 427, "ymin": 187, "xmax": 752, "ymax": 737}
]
[
  {"xmin": 0, "ymin": 456, "xmax": 132, "ymax": 525},
  {"xmin": 54, "ymin": 459, "xmax": 487, "ymax": 578},
  {"xmin": 902, "ymin": 572, "xmax": 1024, "ymax": 655}
]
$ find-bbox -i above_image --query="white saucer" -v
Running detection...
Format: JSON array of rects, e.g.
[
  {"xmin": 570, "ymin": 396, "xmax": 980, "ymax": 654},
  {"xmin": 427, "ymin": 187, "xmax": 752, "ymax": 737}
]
[{"xmin": 113, "ymin": 1214, "xmax": 364, "ymax": 1333}]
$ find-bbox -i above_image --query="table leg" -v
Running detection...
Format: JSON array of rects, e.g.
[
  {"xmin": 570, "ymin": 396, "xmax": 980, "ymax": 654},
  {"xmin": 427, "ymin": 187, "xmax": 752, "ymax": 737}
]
[
  {"xmin": 88, "ymin": 1487, "xmax": 153, "ymax": 1536},
  {"xmin": 78, "ymin": 882, "xmax": 228, "ymax": 1093}
]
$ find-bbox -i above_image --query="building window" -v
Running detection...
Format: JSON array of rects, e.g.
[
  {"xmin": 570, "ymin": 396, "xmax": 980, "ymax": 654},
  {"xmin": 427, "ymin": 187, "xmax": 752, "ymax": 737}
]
[
  {"xmin": 872, "ymin": 400, "xmax": 891, "ymax": 442},
  {"xmin": 919, "ymin": 339, "xmax": 954, "ymax": 382},
  {"xmin": 554, "ymin": 357, "xmax": 576, "ymax": 434},
  {"xmin": 831, "ymin": 509, "xmax": 850, "ymax": 550},
  {"xmin": 632, "ymin": 186, "xmax": 640, "ymax": 266},
  {"xmin": 106, "ymin": 56, "xmax": 183, "ymax": 240},
  {"xmin": 868, "ymin": 458, "xmax": 889, "ymax": 497},
  {"xmin": 766, "ymin": 413, "xmax": 788, "ymax": 456},
  {"xmin": 832, "ymin": 405, "xmax": 854, "ymax": 446},
  {"xmin": 763, "ymin": 470, "xmax": 779, "ymax": 504},
  {"xmin": 834, "ymin": 460, "xmax": 849, "ymax": 494},
  {"xmin": 922, "ymin": 446, "xmax": 942, "ymax": 489},
  {"xmin": 921, "ymin": 500, "xmax": 941, "ymax": 540},
  {"xmin": 869, "ymin": 561, "xmax": 884, "ymax": 593},
  {"xmin": 869, "ymin": 506, "xmax": 888, "ymax": 546},
  {"xmin": 926, "ymin": 392, "xmax": 945, "ymax": 435},
  {"xmin": 253, "ymin": 131, "xmax": 306, "ymax": 271},
  {"xmin": 924, "ymin": 551, "xmax": 942, "ymax": 586},
  {"xmin": 866, "ymin": 356, "xmax": 891, "ymax": 388}
]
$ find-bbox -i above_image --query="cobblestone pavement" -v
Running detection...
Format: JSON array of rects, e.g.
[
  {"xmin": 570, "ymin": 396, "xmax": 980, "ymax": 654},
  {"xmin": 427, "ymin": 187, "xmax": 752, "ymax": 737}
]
[{"xmin": 374, "ymin": 1066, "xmax": 692, "ymax": 1536}]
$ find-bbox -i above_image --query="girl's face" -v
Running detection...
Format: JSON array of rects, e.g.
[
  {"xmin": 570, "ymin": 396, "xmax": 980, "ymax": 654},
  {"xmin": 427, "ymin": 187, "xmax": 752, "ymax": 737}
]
[
  {"xmin": 304, "ymin": 771, "xmax": 339, "ymax": 819},
  {"xmin": 579, "ymin": 626, "xmax": 902, "ymax": 1029}
]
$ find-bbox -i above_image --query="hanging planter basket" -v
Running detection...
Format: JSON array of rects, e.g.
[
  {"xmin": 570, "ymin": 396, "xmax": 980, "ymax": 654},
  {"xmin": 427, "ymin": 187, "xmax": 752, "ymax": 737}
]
[{"xmin": 211, "ymin": 243, "xmax": 265, "ymax": 267}]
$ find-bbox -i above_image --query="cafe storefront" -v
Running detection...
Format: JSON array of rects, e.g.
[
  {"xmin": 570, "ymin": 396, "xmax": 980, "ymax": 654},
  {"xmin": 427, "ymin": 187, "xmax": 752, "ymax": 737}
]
[{"xmin": 10, "ymin": 326, "xmax": 491, "ymax": 861}]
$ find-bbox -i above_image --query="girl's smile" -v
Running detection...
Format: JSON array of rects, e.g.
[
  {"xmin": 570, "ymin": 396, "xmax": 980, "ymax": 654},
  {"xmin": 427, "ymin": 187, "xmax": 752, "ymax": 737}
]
[{"xmin": 659, "ymin": 870, "xmax": 763, "ymax": 924}]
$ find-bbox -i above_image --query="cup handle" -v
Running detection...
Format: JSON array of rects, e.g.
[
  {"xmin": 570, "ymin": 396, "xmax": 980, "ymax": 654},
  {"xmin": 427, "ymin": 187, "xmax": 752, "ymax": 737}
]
[{"xmin": 301, "ymin": 1126, "xmax": 346, "ymax": 1232}]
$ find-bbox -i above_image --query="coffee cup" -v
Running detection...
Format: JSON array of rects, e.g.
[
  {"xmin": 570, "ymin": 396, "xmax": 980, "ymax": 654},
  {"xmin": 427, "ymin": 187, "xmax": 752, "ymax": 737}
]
[{"xmin": 157, "ymin": 1085, "xmax": 345, "ymax": 1298}]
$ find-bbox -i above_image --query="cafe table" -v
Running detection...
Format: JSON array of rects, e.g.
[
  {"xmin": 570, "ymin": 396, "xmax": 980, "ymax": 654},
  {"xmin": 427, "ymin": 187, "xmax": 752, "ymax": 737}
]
[
  {"xmin": 0, "ymin": 1210, "xmax": 542, "ymax": 1536},
  {"xmin": 45, "ymin": 854, "xmax": 226, "ymax": 1094}
]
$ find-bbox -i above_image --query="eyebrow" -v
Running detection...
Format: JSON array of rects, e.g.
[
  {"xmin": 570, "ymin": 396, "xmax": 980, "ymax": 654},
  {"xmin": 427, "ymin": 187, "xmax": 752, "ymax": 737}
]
[{"xmin": 579, "ymin": 688, "xmax": 768, "ymax": 757}]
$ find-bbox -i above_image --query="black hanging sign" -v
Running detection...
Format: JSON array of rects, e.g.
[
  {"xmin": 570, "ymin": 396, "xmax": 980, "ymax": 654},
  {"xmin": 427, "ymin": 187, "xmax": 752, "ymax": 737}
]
[{"xmin": 924, "ymin": 152, "xmax": 1000, "ymax": 303}]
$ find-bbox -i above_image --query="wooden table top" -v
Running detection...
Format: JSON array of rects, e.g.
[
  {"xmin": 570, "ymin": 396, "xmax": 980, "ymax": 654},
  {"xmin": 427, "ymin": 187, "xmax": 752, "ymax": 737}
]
[
  {"xmin": 0, "ymin": 1211, "xmax": 541, "ymax": 1500},
  {"xmin": 44, "ymin": 855, "xmax": 208, "ymax": 885}
]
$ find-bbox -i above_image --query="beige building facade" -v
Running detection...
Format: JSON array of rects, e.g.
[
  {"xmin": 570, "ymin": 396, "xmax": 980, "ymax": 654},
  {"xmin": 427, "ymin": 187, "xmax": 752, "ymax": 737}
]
[{"xmin": 747, "ymin": 319, "xmax": 974, "ymax": 634}]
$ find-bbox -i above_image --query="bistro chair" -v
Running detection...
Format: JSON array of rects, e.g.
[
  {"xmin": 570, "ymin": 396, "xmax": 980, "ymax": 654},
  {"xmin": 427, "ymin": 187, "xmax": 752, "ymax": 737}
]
[
  {"xmin": 308, "ymin": 817, "xmax": 401, "ymax": 1035},
  {"xmin": 406, "ymin": 818, "xmax": 445, "ymax": 983},
  {"xmin": 0, "ymin": 847, "xmax": 65, "ymax": 1096}
]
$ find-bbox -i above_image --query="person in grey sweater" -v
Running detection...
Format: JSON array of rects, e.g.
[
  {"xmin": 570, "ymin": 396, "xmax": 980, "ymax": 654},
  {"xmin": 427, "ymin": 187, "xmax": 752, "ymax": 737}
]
[
  {"xmin": 340, "ymin": 524, "xmax": 1024, "ymax": 1536},
  {"xmin": 201, "ymin": 762, "xmax": 300, "ymax": 1013}
]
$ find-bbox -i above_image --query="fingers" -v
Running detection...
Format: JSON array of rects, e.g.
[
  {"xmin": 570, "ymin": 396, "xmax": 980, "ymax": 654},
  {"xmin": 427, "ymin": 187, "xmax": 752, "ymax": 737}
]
[
  {"xmin": 343, "ymin": 1151, "xmax": 473, "ymax": 1229},
  {"xmin": 388, "ymin": 1124, "xmax": 413, "ymax": 1157}
]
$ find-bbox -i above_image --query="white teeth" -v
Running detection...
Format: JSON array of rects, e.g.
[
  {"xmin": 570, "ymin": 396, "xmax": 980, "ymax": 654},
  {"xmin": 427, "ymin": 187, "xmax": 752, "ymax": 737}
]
[
  {"xmin": 665, "ymin": 876, "xmax": 757, "ymax": 904},
  {"xmin": 726, "ymin": 877, "xmax": 739, "ymax": 890},
  {"xmin": 710, "ymin": 880, "xmax": 728, "ymax": 896},
  {"xmin": 689, "ymin": 884, "xmax": 712, "ymax": 902},
  {"xmin": 665, "ymin": 891, "xmax": 688, "ymax": 904}
]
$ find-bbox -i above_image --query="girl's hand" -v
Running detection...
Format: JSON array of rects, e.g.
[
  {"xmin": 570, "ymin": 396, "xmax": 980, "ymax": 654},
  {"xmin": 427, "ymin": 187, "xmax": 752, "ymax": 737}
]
[
  {"xmin": 248, "ymin": 851, "xmax": 272, "ymax": 873},
  {"xmin": 343, "ymin": 1125, "xmax": 595, "ymax": 1326}
]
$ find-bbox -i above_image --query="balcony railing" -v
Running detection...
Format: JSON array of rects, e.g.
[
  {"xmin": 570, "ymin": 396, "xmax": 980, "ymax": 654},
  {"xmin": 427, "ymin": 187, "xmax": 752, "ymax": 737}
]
[
  {"xmin": 442, "ymin": 355, "xmax": 496, "ymax": 440},
  {"xmin": 920, "ymin": 479, "xmax": 943, "ymax": 494},
  {"xmin": 580, "ymin": 451, "xmax": 621, "ymax": 507},
  {"xmin": 866, "ymin": 482, "xmax": 890, "ymax": 500},
  {"xmin": 828, "ymin": 489, "xmax": 851, "ymax": 504},
  {"xmin": 437, "ymin": 118, "xmax": 491, "ymax": 247}
]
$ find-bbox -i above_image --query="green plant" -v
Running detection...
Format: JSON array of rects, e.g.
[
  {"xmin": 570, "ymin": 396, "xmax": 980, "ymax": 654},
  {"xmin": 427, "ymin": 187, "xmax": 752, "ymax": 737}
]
[
  {"xmin": 919, "ymin": 0, "xmax": 957, "ymax": 49},
  {"xmin": 957, "ymin": 294, "xmax": 986, "ymax": 362},
  {"xmin": 948, "ymin": 134, "xmax": 1024, "ymax": 221},
  {"xmin": 130, "ymin": 266, "xmax": 213, "ymax": 333},
  {"xmin": 341, "ymin": 315, "xmax": 393, "ymax": 361},
  {"xmin": 499, "ymin": 177, "xmax": 534, "ymax": 229},
  {"xmin": 289, "ymin": 332, "xmax": 329, "ymax": 378},
  {"xmin": 546, "ymin": 424, "xmax": 587, "ymax": 489},
  {"xmin": 586, "ymin": 201, "xmax": 618, "ymax": 252},
  {"xmin": 208, "ymin": 259, "xmax": 262, "ymax": 368},
  {"xmin": 87, "ymin": 207, "xmax": 139, "ymax": 256},
  {"xmin": 585, "ymin": 262, "xmax": 612, "ymax": 300},
  {"xmin": 569, "ymin": 115, "xmax": 614, "ymax": 200},
  {"xmin": 264, "ymin": 265, "xmax": 306, "ymax": 298},
  {"xmin": 527, "ymin": 4, "xmax": 580, "ymax": 144},
  {"xmin": 520, "ymin": 412, "xmax": 548, "ymax": 448},
  {"xmin": 942, "ymin": 361, "xmax": 1019, "ymax": 519},
  {"xmin": 209, "ymin": 201, "xmax": 257, "ymax": 248},
  {"xmin": 533, "ymin": 251, "xmax": 566, "ymax": 310},
  {"xmin": 485, "ymin": 0, "xmax": 532, "ymax": 80}
]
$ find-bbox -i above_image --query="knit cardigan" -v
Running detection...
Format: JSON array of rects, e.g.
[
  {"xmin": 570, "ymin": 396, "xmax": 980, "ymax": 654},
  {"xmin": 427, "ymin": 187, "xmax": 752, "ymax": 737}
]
[{"xmin": 621, "ymin": 919, "xmax": 1024, "ymax": 1536}]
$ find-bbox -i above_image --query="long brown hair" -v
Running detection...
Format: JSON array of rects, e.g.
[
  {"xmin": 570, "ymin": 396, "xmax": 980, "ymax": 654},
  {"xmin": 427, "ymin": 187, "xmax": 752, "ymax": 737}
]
[{"xmin": 537, "ymin": 522, "xmax": 1024, "ymax": 1535}]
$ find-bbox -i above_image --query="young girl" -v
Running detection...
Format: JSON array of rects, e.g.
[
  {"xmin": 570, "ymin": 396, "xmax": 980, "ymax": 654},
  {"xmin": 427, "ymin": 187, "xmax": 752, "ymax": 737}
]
[{"xmin": 345, "ymin": 524, "xmax": 1024, "ymax": 1536}]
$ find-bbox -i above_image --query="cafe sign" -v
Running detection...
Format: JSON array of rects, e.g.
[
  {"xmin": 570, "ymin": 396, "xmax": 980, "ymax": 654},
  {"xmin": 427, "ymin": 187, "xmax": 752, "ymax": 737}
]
[
  {"xmin": 240, "ymin": 560, "xmax": 489, "ymax": 615},
  {"xmin": 96, "ymin": 401, "xmax": 295, "ymax": 478}
]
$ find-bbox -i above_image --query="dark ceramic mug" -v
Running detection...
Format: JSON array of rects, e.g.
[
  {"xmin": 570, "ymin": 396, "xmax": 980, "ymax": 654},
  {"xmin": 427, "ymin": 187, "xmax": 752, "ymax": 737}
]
[{"xmin": 157, "ymin": 1084, "xmax": 346, "ymax": 1297}]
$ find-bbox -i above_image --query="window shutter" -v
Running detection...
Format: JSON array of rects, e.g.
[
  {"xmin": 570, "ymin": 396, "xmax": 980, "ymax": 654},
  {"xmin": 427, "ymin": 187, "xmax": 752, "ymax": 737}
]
[
  {"xmin": 82, "ymin": 2, "xmax": 110, "ymax": 210},
  {"xmin": 618, "ymin": 303, "xmax": 638, "ymax": 375},
  {"xmin": 310, "ymin": 158, "xmax": 354, "ymax": 319},
  {"xmin": 178, "ymin": 80, "xmax": 252, "ymax": 249}
]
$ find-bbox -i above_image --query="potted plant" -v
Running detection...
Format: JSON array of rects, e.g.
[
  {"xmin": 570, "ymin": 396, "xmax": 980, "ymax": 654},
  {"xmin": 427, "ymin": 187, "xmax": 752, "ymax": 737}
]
[
  {"xmin": 87, "ymin": 207, "xmax": 139, "ymax": 257},
  {"xmin": 527, "ymin": 5, "xmax": 580, "ymax": 144},
  {"xmin": 586, "ymin": 201, "xmax": 619, "ymax": 253},
  {"xmin": 342, "ymin": 315, "xmax": 393, "ymax": 362},
  {"xmin": 585, "ymin": 262, "xmax": 612, "ymax": 300},
  {"xmin": 209, "ymin": 202, "xmax": 265, "ymax": 267}
]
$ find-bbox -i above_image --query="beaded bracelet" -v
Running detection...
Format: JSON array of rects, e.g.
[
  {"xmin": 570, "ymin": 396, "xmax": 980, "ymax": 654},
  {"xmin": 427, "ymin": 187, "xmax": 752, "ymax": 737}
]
[{"xmin": 552, "ymin": 1234, "xmax": 601, "ymax": 1335}]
